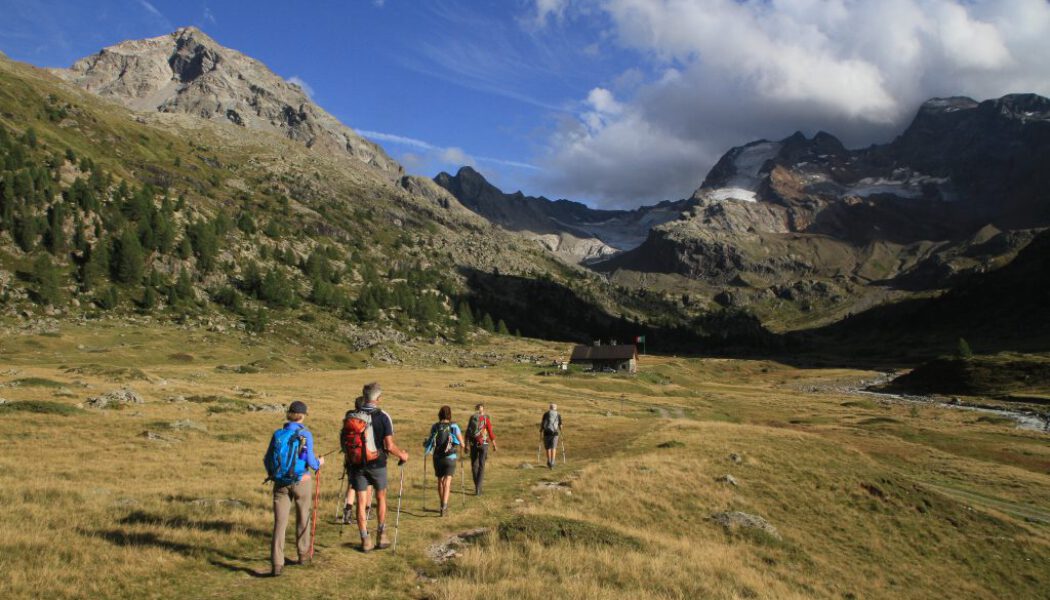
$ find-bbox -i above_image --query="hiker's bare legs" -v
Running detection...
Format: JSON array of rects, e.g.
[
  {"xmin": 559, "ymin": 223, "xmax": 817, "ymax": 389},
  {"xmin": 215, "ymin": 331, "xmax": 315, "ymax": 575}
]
[
  {"xmin": 356, "ymin": 489, "xmax": 369, "ymax": 534},
  {"xmin": 375, "ymin": 488, "xmax": 388, "ymax": 526}
]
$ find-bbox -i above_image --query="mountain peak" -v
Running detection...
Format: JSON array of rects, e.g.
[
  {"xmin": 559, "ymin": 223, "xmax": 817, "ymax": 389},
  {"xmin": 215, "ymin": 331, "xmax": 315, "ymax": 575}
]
[{"xmin": 51, "ymin": 28, "xmax": 402, "ymax": 178}]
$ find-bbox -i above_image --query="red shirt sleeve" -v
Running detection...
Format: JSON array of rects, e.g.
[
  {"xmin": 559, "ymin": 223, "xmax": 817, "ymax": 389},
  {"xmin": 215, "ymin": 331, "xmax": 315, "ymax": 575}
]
[{"xmin": 485, "ymin": 416, "xmax": 496, "ymax": 442}]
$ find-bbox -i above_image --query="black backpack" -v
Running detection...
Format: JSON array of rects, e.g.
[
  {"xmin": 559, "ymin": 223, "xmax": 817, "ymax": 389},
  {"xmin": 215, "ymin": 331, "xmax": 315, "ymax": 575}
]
[{"xmin": 433, "ymin": 423, "xmax": 455, "ymax": 458}]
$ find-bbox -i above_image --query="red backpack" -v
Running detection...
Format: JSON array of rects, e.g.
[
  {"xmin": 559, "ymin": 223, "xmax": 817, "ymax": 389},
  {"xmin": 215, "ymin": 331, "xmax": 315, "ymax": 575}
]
[{"xmin": 342, "ymin": 410, "xmax": 379, "ymax": 466}]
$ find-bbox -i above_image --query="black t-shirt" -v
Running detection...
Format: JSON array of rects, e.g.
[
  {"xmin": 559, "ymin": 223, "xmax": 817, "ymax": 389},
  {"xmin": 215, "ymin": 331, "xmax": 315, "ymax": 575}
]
[{"xmin": 346, "ymin": 406, "xmax": 394, "ymax": 468}]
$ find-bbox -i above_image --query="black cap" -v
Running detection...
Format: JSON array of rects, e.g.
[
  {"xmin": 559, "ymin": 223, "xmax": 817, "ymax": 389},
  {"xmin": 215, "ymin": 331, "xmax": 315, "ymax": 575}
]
[{"xmin": 288, "ymin": 400, "xmax": 308, "ymax": 414}]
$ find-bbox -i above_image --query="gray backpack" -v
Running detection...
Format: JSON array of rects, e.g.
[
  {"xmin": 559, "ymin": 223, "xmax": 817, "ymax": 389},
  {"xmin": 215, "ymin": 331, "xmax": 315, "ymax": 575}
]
[{"xmin": 542, "ymin": 411, "xmax": 560, "ymax": 435}]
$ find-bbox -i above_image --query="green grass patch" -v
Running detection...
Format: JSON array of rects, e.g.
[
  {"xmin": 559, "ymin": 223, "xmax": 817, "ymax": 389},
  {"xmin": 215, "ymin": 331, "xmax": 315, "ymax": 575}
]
[
  {"xmin": 10, "ymin": 377, "xmax": 66, "ymax": 388},
  {"xmin": 841, "ymin": 399, "xmax": 878, "ymax": 410},
  {"xmin": 857, "ymin": 417, "xmax": 901, "ymax": 426},
  {"xmin": 0, "ymin": 400, "xmax": 83, "ymax": 416},
  {"xmin": 498, "ymin": 514, "xmax": 641, "ymax": 549}
]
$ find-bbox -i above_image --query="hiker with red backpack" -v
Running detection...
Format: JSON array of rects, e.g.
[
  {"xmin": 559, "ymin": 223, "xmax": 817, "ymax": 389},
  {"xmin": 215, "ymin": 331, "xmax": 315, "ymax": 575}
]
[
  {"xmin": 341, "ymin": 382, "xmax": 409, "ymax": 552},
  {"xmin": 341, "ymin": 395, "xmax": 371, "ymax": 524},
  {"xmin": 263, "ymin": 400, "xmax": 324, "ymax": 577},
  {"xmin": 423, "ymin": 405, "xmax": 464, "ymax": 516},
  {"xmin": 465, "ymin": 403, "xmax": 497, "ymax": 496}
]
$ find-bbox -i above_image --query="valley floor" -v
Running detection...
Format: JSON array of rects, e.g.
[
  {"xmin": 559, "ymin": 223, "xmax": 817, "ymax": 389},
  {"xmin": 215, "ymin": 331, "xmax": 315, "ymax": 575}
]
[{"xmin": 0, "ymin": 323, "xmax": 1047, "ymax": 599}]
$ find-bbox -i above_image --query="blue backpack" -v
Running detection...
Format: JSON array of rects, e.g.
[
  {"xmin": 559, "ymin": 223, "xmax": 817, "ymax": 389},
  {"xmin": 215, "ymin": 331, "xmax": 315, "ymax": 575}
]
[{"xmin": 264, "ymin": 426, "xmax": 309, "ymax": 486}]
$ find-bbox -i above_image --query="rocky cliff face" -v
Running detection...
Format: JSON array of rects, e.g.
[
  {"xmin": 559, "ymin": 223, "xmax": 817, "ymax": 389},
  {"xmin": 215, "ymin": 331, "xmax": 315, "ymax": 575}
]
[
  {"xmin": 51, "ymin": 27, "xmax": 402, "ymax": 178},
  {"xmin": 434, "ymin": 166, "xmax": 688, "ymax": 263}
]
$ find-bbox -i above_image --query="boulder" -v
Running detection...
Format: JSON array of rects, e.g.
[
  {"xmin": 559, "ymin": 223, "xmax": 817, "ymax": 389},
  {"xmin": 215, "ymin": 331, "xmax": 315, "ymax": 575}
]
[{"xmin": 710, "ymin": 511, "xmax": 780, "ymax": 539}]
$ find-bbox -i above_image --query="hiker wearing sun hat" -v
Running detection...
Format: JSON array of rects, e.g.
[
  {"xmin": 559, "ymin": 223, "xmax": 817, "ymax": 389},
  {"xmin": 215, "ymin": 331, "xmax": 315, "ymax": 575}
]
[{"xmin": 263, "ymin": 400, "xmax": 324, "ymax": 576}]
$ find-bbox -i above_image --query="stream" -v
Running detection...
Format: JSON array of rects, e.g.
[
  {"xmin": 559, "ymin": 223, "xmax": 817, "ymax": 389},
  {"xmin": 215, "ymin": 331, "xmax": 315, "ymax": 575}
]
[{"xmin": 845, "ymin": 373, "xmax": 1050, "ymax": 433}]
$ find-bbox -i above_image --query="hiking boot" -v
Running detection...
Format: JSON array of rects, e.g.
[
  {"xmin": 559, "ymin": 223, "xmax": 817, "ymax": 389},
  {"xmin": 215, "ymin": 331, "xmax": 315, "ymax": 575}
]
[
  {"xmin": 342, "ymin": 504, "xmax": 354, "ymax": 524},
  {"xmin": 440, "ymin": 504, "xmax": 448, "ymax": 517},
  {"xmin": 271, "ymin": 565, "xmax": 283, "ymax": 577},
  {"xmin": 298, "ymin": 556, "xmax": 312, "ymax": 567},
  {"xmin": 377, "ymin": 527, "xmax": 391, "ymax": 549},
  {"xmin": 361, "ymin": 533, "xmax": 374, "ymax": 553}
]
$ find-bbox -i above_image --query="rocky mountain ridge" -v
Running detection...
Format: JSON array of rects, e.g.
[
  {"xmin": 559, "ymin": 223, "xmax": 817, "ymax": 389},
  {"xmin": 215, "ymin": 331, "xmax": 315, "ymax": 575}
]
[
  {"xmin": 50, "ymin": 27, "xmax": 403, "ymax": 179},
  {"xmin": 434, "ymin": 166, "xmax": 688, "ymax": 263}
]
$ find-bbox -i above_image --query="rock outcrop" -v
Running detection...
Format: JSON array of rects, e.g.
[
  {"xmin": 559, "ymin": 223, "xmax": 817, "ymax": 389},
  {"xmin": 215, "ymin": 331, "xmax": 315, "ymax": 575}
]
[{"xmin": 51, "ymin": 27, "xmax": 402, "ymax": 178}]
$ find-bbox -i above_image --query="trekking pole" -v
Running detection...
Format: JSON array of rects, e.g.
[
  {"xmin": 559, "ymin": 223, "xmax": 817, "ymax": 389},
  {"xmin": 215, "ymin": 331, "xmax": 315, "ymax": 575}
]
[
  {"xmin": 460, "ymin": 457, "xmax": 465, "ymax": 508},
  {"xmin": 392, "ymin": 463, "xmax": 405, "ymax": 553},
  {"xmin": 309, "ymin": 467, "xmax": 321, "ymax": 558},
  {"xmin": 422, "ymin": 453, "xmax": 428, "ymax": 511},
  {"xmin": 536, "ymin": 432, "xmax": 541, "ymax": 463},
  {"xmin": 561, "ymin": 438, "xmax": 567, "ymax": 465}
]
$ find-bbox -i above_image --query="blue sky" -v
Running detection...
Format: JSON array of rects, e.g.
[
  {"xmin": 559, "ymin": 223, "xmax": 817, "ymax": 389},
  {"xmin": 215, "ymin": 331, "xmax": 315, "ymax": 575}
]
[{"xmin": 3, "ymin": 0, "xmax": 1049, "ymax": 208}]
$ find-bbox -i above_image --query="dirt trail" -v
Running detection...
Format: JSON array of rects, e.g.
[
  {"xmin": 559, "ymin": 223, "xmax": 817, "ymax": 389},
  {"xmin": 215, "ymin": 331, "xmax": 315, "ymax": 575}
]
[{"xmin": 920, "ymin": 481, "xmax": 1050, "ymax": 525}]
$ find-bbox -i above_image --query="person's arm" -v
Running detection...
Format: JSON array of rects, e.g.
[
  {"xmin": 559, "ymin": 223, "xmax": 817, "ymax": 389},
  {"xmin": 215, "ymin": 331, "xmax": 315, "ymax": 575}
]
[
  {"xmin": 384, "ymin": 435, "xmax": 409, "ymax": 463},
  {"xmin": 383, "ymin": 414, "xmax": 409, "ymax": 463},
  {"xmin": 304, "ymin": 430, "xmax": 323, "ymax": 471},
  {"xmin": 454, "ymin": 424, "xmax": 465, "ymax": 448},
  {"xmin": 486, "ymin": 418, "xmax": 497, "ymax": 451}
]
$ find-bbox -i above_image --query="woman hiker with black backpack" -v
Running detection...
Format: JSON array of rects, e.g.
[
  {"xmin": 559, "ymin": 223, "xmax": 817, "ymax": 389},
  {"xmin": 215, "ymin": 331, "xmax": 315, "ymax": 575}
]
[{"xmin": 423, "ymin": 405, "xmax": 464, "ymax": 516}]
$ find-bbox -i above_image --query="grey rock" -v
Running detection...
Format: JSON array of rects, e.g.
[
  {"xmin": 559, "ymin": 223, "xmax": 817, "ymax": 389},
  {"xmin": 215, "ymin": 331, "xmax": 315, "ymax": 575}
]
[
  {"xmin": 729, "ymin": 453, "xmax": 744, "ymax": 464},
  {"xmin": 85, "ymin": 387, "xmax": 145, "ymax": 409},
  {"xmin": 518, "ymin": 462, "xmax": 534, "ymax": 470},
  {"xmin": 247, "ymin": 403, "xmax": 284, "ymax": 413},
  {"xmin": 169, "ymin": 419, "xmax": 207, "ymax": 432},
  {"xmin": 426, "ymin": 528, "xmax": 489, "ymax": 564},
  {"xmin": 710, "ymin": 511, "xmax": 780, "ymax": 539},
  {"xmin": 716, "ymin": 474, "xmax": 739, "ymax": 486},
  {"xmin": 141, "ymin": 430, "xmax": 180, "ymax": 443}
]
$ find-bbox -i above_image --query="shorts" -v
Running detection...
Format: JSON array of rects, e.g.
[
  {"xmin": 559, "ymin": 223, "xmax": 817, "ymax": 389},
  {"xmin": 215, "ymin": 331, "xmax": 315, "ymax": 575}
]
[
  {"xmin": 543, "ymin": 434, "xmax": 559, "ymax": 450},
  {"xmin": 433, "ymin": 456, "xmax": 457, "ymax": 478},
  {"xmin": 348, "ymin": 464, "xmax": 387, "ymax": 492}
]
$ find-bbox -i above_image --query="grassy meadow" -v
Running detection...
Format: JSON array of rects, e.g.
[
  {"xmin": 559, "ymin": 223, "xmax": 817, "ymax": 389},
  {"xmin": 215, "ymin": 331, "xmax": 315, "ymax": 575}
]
[{"xmin": 0, "ymin": 322, "xmax": 1048, "ymax": 599}]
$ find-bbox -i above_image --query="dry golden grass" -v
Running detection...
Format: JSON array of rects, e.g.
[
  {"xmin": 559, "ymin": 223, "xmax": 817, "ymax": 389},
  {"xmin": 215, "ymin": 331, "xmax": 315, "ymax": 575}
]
[{"xmin": 0, "ymin": 323, "xmax": 1048, "ymax": 599}]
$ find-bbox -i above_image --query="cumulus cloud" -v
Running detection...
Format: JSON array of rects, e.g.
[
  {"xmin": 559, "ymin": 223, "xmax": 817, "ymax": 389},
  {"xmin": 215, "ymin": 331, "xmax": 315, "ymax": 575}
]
[{"xmin": 531, "ymin": 0, "xmax": 1050, "ymax": 207}]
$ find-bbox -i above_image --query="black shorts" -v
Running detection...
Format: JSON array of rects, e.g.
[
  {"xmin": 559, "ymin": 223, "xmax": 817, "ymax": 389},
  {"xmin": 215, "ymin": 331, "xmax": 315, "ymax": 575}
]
[
  {"xmin": 543, "ymin": 434, "xmax": 559, "ymax": 450},
  {"xmin": 433, "ymin": 456, "xmax": 457, "ymax": 478}
]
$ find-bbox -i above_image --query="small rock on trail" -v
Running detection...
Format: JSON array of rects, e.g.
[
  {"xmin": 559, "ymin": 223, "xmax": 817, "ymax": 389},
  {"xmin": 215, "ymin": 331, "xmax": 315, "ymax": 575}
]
[
  {"xmin": 716, "ymin": 474, "xmax": 739, "ymax": 486},
  {"xmin": 426, "ymin": 528, "xmax": 489, "ymax": 564}
]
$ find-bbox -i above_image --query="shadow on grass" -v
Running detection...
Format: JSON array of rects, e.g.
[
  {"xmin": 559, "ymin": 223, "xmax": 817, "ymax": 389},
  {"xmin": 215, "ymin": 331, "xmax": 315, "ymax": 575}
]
[
  {"xmin": 118, "ymin": 510, "xmax": 269, "ymax": 538},
  {"xmin": 208, "ymin": 559, "xmax": 271, "ymax": 578},
  {"xmin": 89, "ymin": 529, "xmax": 205, "ymax": 556}
]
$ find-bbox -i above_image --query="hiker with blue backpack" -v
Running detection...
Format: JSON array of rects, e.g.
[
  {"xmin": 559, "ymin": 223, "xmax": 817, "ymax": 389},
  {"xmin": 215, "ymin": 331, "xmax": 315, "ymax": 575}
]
[
  {"xmin": 263, "ymin": 400, "xmax": 324, "ymax": 577},
  {"xmin": 423, "ymin": 405, "xmax": 464, "ymax": 516}
]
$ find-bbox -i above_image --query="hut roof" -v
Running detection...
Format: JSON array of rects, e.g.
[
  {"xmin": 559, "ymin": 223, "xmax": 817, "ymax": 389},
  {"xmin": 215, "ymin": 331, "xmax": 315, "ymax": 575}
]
[{"xmin": 570, "ymin": 344, "xmax": 637, "ymax": 362}]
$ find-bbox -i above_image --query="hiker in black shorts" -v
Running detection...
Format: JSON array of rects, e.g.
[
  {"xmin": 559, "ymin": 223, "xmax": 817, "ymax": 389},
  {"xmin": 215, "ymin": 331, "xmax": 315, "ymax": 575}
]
[
  {"xmin": 424, "ymin": 405, "xmax": 464, "ymax": 516},
  {"xmin": 540, "ymin": 403, "xmax": 561, "ymax": 469},
  {"xmin": 466, "ymin": 402, "xmax": 497, "ymax": 495},
  {"xmin": 342, "ymin": 382, "xmax": 409, "ymax": 552}
]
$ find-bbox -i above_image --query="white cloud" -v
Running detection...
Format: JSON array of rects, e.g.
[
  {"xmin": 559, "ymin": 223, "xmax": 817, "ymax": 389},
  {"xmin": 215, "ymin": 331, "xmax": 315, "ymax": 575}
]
[
  {"xmin": 530, "ymin": 0, "xmax": 1050, "ymax": 207},
  {"xmin": 203, "ymin": 6, "xmax": 217, "ymax": 25},
  {"xmin": 137, "ymin": 0, "xmax": 173, "ymax": 31},
  {"xmin": 533, "ymin": 0, "xmax": 570, "ymax": 25},
  {"xmin": 286, "ymin": 75, "xmax": 314, "ymax": 99},
  {"xmin": 357, "ymin": 129, "xmax": 538, "ymax": 172}
]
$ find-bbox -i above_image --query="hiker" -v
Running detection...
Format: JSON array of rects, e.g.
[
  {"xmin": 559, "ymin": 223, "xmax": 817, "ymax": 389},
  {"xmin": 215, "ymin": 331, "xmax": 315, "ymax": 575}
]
[
  {"xmin": 540, "ymin": 403, "xmax": 561, "ymax": 468},
  {"xmin": 263, "ymin": 400, "xmax": 324, "ymax": 577},
  {"xmin": 341, "ymin": 395, "xmax": 372, "ymax": 524},
  {"xmin": 342, "ymin": 382, "xmax": 409, "ymax": 552},
  {"xmin": 465, "ymin": 402, "xmax": 497, "ymax": 495},
  {"xmin": 423, "ymin": 405, "xmax": 464, "ymax": 516}
]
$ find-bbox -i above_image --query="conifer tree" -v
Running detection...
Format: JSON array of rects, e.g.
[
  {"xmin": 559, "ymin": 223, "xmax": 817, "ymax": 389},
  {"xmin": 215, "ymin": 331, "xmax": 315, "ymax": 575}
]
[
  {"xmin": 481, "ymin": 313, "xmax": 495, "ymax": 332},
  {"xmin": 114, "ymin": 229, "xmax": 144, "ymax": 284},
  {"xmin": 497, "ymin": 319, "xmax": 510, "ymax": 335},
  {"xmin": 30, "ymin": 254, "xmax": 61, "ymax": 305}
]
